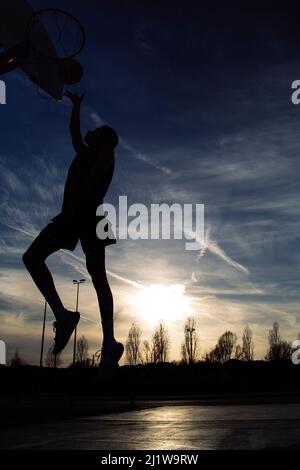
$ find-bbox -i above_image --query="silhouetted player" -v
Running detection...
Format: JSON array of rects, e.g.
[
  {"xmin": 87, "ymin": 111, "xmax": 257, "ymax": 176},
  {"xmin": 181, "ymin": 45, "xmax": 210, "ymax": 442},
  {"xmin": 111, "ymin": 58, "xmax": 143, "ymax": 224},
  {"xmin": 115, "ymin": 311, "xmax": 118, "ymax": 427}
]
[{"xmin": 23, "ymin": 92, "xmax": 124, "ymax": 369}]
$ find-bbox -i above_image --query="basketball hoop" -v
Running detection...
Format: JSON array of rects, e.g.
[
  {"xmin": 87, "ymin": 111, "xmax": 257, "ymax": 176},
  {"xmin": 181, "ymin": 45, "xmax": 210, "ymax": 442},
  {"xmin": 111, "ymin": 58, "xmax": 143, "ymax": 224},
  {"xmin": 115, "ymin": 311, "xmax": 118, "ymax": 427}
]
[
  {"xmin": 0, "ymin": 2, "xmax": 86, "ymax": 100},
  {"xmin": 26, "ymin": 8, "xmax": 86, "ymax": 61}
]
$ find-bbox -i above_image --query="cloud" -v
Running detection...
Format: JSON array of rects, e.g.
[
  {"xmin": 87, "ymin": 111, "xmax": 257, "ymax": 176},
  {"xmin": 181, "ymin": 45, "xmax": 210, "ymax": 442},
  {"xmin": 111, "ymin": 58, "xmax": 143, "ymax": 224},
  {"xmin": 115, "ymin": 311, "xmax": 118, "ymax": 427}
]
[
  {"xmin": 119, "ymin": 138, "xmax": 172, "ymax": 175},
  {"xmin": 89, "ymin": 112, "xmax": 104, "ymax": 126},
  {"xmin": 62, "ymin": 250, "xmax": 144, "ymax": 289},
  {"xmin": 206, "ymin": 239, "xmax": 249, "ymax": 274},
  {"xmin": 0, "ymin": 165, "xmax": 27, "ymax": 196},
  {"xmin": 2, "ymin": 223, "xmax": 37, "ymax": 239},
  {"xmin": 198, "ymin": 226, "xmax": 249, "ymax": 274}
]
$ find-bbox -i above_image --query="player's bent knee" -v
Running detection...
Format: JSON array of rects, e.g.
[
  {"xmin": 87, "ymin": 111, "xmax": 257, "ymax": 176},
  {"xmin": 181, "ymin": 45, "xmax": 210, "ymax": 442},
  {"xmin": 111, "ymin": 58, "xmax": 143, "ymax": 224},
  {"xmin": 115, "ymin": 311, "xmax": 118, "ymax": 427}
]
[{"xmin": 22, "ymin": 247, "xmax": 44, "ymax": 269}]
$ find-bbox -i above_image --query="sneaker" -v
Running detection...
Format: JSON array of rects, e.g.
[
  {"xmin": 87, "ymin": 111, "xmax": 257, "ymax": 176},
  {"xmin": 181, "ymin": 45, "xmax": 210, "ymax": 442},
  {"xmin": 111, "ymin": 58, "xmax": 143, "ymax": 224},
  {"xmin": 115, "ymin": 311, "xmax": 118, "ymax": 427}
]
[
  {"xmin": 52, "ymin": 310, "xmax": 80, "ymax": 355},
  {"xmin": 99, "ymin": 342, "xmax": 124, "ymax": 370},
  {"xmin": 92, "ymin": 342, "xmax": 124, "ymax": 385}
]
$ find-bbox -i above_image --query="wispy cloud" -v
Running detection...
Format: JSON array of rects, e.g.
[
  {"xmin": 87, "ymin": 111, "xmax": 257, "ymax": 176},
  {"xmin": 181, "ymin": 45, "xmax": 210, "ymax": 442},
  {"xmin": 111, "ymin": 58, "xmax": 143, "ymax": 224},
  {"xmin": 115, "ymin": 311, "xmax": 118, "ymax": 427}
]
[
  {"xmin": 89, "ymin": 112, "xmax": 104, "ymax": 126},
  {"xmin": 63, "ymin": 250, "xmax": 144, "ymax": 289},
  {"xmin": 2, "ymin": 223, "xmax": 37, "ymax": 239},
  {"xmin": 119, "ymin": 138, "xmax": 172, "ymax": 175},
  {"xmin": 198, "ymin": 226, "xmax": 249, "ymax": 274}
]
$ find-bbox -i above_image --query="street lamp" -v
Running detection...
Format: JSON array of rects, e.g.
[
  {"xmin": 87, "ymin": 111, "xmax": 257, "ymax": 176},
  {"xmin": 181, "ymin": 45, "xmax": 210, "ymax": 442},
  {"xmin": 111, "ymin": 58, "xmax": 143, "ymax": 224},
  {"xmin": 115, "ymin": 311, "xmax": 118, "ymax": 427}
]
[
  {"xmin": 39, "ymin": 300, "xmax": 47, "ymax": 367},
  {"xmin": 72, "ymin": 279, "xmax": 85, "ymax": 367}
]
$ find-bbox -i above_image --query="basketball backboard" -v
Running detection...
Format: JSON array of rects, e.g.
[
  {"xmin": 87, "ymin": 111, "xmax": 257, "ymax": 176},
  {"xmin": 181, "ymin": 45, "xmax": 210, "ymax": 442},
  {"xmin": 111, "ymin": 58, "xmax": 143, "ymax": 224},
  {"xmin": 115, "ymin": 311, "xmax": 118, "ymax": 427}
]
[{"xmin": 0, "ymin": 1, "xmax": 65, "ymax": 100}]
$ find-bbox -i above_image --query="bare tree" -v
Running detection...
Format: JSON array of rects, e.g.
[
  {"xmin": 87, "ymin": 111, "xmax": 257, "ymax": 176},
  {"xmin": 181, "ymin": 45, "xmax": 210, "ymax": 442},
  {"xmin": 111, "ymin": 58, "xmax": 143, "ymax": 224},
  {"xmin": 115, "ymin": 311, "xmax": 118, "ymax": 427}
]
[
  {"xmin": 10, "ymin": 349, "xmax": 24, "ymax": 367},
  {"xmin": 269, "ymin": 322, "xmax": 280, "ymax": 346},
  {"xmin": 181, "ymin": 342, "xmax": 188, "ymax": 363},
  {"xmin": 266, "ymin": 322, "xmax": 281, "ymax": 361},
  {"xmin": 125, "ymin": 323, "xmax": 142, "ymax": 365},
  {"xmin": 205, "ymin": 345, "xmax": 222, "ymax": 363},
  {"xmin": 181, "ymin": 317, "xmax": 199, "ymax": 364},
  {"xmin": 75, "ymin": 335, "xmax": 90, "ymax": 366},
  {"xmin": 234, "ymin": 344, "xmax": 243, "ymax": 360},
  {"xmin": 206, "ymin": 331, "xmax": 237, "ymax": 363},
  {"xmin": 266, "ymin": 322, "xmax": 292, "ymax": 361},
  {"xmin": 218, "ymin": 331, "xmax": 237, "ymax": 362},
  {"xmin": 152, "ymin": 323, "xmax": 170, "ymax": 363},
  {"xmin": 143, "ymin": 340, "xmax": 152, "ymax": 364},
  {"xmin": 279, "ymin": 341, "xmax": 293, "ymax": 360},
  {"xmin": 45, "ymin": 345, "xmax": 62, "ymax": 368},
  {"xmin": 242, "ymin": 325, "xmax": 254, "ymax": 361}
]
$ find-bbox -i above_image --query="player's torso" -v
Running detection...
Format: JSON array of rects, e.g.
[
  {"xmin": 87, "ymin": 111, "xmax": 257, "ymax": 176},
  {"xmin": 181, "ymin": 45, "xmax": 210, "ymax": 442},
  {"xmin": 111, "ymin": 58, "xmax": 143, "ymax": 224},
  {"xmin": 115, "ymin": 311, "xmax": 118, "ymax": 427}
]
[{"xmin": 62, "ymin": 146, "xmax": 114, "ymax": 215}]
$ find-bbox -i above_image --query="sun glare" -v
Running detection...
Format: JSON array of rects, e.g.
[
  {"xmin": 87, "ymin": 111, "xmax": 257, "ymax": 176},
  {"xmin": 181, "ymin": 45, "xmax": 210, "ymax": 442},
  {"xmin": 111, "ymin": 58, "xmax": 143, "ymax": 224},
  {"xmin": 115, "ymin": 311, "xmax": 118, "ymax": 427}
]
[{"xmin": 130, "ymin": 283, "xmax": 193, "ymax": 325}]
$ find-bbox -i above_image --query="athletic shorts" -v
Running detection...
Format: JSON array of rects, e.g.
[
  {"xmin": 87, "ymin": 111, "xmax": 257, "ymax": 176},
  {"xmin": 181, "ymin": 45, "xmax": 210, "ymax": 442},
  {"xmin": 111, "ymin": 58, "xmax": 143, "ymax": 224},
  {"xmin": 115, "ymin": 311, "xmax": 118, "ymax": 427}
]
[{"xmin": 38, "ymin": 213, "xmax": 116, "ymax": 255}]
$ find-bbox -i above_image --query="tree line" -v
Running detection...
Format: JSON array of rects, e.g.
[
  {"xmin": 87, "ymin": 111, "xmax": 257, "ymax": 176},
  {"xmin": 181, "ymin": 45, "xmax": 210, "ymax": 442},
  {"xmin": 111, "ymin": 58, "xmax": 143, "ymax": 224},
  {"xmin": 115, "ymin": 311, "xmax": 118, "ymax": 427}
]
[
  {"xmin": 124, "ymin": 319, "xmax": 297, "ymax": 365},
  {"xmin": 8, "ymin": 320, "xmax": 298, "ymax": 367}
]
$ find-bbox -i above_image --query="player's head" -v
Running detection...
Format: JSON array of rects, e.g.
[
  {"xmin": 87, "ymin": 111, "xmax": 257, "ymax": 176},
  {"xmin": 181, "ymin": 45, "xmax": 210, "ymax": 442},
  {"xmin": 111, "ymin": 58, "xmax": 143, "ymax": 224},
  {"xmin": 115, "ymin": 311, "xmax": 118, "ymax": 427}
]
[{"xmin": 84, "ymin": 125, "xmax": 118, "ymax": 149}]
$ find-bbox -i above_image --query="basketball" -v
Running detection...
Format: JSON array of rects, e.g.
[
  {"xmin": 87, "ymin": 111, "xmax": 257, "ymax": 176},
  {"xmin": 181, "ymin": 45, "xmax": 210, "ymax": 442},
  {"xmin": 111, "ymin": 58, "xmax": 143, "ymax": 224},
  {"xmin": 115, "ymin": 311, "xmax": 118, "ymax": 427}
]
[{"xmin": 57, "ymin": 59, "xmax": 83, "ymax": 85}]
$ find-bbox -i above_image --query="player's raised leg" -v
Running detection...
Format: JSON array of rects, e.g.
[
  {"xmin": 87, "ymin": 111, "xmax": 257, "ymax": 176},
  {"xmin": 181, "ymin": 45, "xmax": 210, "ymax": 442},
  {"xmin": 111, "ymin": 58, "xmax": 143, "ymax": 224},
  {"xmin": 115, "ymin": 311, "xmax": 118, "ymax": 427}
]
[
  {"xmin": 23, "ymin": 233, "xmax": 65, "ymax": 319},
  {"xmin": 23, "ymin": 232, "xmax": 80, "ymax": 354}
]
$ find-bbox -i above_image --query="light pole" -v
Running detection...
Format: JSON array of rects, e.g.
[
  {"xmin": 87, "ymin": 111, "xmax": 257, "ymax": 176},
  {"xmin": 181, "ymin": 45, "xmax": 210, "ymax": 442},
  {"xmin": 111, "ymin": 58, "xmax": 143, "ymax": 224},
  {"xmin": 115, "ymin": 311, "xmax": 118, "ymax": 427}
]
[
  {"xmin": 72, "ymin": 279, "xmax": 85, "ymax": 367},
  {"xmin": 40, "ymin": 300, "xmax": 47, "ymax": 367},
  {"xmin": 186, "ymin": 326, "xmax": 195, "ymax": 364}
]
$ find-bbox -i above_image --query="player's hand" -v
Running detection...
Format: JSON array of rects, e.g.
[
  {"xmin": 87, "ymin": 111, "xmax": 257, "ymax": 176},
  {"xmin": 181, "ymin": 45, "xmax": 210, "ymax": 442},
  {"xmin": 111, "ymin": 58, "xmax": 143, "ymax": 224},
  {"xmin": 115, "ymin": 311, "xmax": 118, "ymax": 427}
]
[{"xmin": 65, "ymin": 91, "xmax": 84, "ymax": 106}]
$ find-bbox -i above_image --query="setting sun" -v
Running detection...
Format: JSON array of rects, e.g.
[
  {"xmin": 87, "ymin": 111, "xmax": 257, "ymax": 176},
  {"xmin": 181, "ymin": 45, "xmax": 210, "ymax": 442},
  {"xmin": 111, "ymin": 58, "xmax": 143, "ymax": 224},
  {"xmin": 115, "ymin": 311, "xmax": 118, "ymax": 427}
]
[{"xmin": 129, "ymin": 283, "xmax": 193, "ymax": 325}]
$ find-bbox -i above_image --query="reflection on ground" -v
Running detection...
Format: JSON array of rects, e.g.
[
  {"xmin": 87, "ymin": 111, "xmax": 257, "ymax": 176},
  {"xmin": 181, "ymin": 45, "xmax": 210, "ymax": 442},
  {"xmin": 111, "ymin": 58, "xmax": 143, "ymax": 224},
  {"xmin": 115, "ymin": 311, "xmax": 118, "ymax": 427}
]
[{"xmin": 2, "ymin": 403, "xmax": 300, "ymax": 450}]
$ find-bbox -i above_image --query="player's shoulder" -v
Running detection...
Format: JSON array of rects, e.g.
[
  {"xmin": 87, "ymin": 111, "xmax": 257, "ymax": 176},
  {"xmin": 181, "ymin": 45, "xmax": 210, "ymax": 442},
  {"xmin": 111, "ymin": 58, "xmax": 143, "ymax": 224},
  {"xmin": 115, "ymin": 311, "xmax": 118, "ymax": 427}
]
[{"xmin": 76, "ymin": 143, "xmax": 89, "ymax": 157}]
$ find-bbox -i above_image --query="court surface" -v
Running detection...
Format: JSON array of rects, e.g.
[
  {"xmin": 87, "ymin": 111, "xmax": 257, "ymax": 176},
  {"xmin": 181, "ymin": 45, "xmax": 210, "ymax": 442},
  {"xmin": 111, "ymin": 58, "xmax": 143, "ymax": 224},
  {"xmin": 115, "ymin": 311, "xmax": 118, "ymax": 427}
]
[{"xmin": 2, "ymin": 403, "xmax": 300, "ymax": 450}]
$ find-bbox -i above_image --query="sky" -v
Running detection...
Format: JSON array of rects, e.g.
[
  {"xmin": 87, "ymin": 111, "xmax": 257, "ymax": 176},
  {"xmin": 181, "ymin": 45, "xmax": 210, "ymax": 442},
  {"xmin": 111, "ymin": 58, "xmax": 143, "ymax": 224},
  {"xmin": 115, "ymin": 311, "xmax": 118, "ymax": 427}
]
[{"xmin": 0, "ymin": 0, "xmax": 300, "ymax": 365}]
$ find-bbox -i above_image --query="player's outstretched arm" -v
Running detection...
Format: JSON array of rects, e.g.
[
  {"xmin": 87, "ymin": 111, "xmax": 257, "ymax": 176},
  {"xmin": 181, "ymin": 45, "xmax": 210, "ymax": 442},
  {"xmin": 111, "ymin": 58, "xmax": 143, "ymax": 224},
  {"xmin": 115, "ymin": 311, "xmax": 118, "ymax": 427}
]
[{"xmin": 65, "ymin": 91, "xmax": 85, "ymax": 154}]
